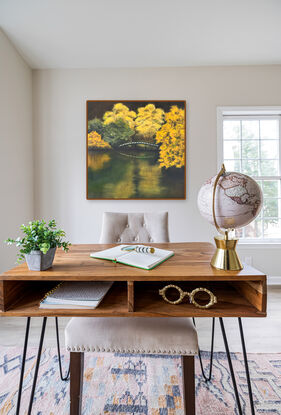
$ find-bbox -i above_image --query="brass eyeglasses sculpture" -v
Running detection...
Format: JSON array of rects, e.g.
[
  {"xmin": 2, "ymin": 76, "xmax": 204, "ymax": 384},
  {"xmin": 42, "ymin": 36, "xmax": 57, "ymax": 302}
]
[{"xmin": 159, "ymin": 285, "xmax": 217, "ymax": 309}]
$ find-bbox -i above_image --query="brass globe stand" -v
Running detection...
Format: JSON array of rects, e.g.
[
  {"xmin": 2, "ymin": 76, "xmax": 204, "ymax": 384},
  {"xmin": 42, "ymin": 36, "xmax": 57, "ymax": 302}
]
[{"xmin": 211, "ymin": 164, "xmax": 243, "ymax": 271}]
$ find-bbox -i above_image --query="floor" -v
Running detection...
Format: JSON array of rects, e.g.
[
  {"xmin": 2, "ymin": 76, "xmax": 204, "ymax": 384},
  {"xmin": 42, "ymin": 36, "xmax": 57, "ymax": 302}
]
[{"xmin": 0, "ymin": 286, "xmax": 280, "ymax": 353}]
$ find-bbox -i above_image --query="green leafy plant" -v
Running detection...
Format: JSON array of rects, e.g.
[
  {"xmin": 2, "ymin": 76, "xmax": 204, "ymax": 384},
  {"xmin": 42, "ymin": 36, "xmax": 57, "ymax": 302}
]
[
  {"xmin": 88, "ymin": 118, "xmax": 105, "ymax": 135},
  {"xmin": 103, "ymin": 119, "xmax": 135, "ymax": 147},
  {"xmin": 5, "ymin": 219, "xmax": 71, "ymax": 263}
]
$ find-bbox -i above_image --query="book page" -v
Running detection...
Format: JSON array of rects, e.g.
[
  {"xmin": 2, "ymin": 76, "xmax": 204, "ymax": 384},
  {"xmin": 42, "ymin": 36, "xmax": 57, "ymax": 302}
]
[
  {"xmin": 91, "ymin": 245, "xmax": 174, "ymax": 270},
  {"xmin": 118, "ymin": 248, "xmax": 174, "ymax": 269},
  {"xmin": 90, "ymin": 245, "xmax": 128, "ymax": 260}
]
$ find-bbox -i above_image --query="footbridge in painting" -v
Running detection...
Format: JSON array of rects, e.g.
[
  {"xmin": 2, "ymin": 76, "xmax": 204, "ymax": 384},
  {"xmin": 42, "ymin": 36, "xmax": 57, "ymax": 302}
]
[{"xmin": 118, "ymin": 142, "xmax": 159, "ymax": 149}]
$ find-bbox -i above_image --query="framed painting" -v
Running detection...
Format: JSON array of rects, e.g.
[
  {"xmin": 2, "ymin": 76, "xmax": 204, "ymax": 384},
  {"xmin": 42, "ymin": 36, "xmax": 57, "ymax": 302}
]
[{"xmin": 86, "ymin": 100, "xmax": 186, "ymax": 199}]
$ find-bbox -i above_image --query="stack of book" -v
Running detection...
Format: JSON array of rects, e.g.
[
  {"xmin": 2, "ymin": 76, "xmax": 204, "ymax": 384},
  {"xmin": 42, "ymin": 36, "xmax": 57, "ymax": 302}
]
[{"xmin": 40, "ymin": 281, "xmax": 113, "ymax": 309}]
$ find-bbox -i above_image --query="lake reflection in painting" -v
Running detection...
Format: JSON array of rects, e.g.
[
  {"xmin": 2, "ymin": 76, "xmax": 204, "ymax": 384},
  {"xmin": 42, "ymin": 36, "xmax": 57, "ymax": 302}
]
[{"xmin": 87, "ymin": 101, "xmax": 186, "ymax": 199}]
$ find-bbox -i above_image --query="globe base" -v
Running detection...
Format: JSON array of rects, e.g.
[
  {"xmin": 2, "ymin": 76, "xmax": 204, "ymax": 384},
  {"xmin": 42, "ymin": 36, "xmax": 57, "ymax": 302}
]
[{"xmin": 211, "ymin": 235, "xmax": 243, "ymax": 271}]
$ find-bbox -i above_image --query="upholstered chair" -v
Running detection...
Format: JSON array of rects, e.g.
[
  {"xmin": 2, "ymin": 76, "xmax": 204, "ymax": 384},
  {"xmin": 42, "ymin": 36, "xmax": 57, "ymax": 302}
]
[
  {"xmin": 99, "ymin": 211, "xmax": 170, "ymax": 244},
  {"xmin": 65, "ymin": 212, "xmax": 198, "ymax": 415}
]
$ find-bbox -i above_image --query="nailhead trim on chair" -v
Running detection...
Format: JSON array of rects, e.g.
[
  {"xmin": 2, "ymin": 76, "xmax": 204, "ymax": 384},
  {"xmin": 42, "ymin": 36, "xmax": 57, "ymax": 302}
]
[{"xmin": 66, "ymin": 345, "xmax": 197, "ymax": 355}]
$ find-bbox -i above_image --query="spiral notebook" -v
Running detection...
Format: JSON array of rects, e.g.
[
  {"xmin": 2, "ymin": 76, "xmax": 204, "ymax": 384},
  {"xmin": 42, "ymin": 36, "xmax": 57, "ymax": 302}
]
[
  {"xmin": 40, "ymin": 281, "xmax": 113, "ymax": 309},
  {"xmin": 90, "ymin": 245, "xmax": 174, "ymax": 270}
]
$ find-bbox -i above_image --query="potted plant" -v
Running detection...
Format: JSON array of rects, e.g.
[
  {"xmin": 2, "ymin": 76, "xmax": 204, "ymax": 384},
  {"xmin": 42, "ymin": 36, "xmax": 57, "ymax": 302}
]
[{"xmin": 5, "ymin": 219, "xmax": 71, "ymax": 271}]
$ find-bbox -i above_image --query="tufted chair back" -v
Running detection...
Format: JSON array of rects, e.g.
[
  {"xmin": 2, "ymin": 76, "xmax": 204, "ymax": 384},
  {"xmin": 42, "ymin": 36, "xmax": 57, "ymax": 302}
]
[{"xmin": 99, "ymin": 212, "xmax": 170, "ymax": 244}]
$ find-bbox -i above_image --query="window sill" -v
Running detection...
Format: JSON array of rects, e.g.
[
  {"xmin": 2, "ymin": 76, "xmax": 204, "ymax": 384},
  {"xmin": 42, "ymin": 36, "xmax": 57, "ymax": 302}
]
[{"xmin": 238, "ymin": 241, "xmax": 281, "ymax": 249}]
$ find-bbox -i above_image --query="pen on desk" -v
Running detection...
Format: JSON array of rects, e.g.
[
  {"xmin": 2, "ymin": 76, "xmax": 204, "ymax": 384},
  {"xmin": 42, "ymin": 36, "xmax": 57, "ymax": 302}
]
[{"xmin": 121, "ymin": 245, "xmax": 155, "ymax": 254}]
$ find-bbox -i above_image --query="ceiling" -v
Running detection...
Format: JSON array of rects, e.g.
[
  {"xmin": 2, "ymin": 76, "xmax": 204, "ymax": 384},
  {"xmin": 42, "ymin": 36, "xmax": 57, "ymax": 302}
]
[{"xmin": 0, "ymin": 0, "xmax": 281, "ymax": 69}]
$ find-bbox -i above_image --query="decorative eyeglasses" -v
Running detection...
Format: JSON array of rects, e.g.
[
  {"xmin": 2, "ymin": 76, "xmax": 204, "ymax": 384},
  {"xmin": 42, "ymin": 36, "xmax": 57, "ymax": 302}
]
[{"xmin": 159, "ymin": 285, "xmax": 217, "ymax": 309}]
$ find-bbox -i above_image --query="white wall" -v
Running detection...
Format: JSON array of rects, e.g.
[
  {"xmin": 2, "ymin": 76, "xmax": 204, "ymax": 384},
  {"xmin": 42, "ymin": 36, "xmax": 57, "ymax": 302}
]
[
  {"xmin": 32, "ymin": 66, "xmax": 281, "ymax": 276},
  {"xmin": 0, "ymin": 30, "xmax": 33, "ymax": 273}
]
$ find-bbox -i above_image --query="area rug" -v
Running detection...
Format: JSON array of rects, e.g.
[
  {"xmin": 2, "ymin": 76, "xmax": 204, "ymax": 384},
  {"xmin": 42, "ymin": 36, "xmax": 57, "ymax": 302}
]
[{"xmin": 0, "ymin": 347, "xmax": 281, "ymax": 415}]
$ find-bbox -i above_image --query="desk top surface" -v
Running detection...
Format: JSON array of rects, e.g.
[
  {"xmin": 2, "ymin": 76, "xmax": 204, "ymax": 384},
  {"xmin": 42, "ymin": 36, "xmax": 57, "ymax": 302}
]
[{"xmin": 1, "ymin": 242, "xmax": 266, "ymax": 282}]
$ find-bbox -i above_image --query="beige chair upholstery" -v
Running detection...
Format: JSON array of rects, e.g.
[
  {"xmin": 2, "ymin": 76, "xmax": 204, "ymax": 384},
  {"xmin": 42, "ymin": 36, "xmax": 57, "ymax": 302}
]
[
  {"xmin": 65, "ymin": 211, "xmax": 197, "ymax": 414},
  {"xmin": 99, "ymin": 212, "xmax": 170, "ymax": 244},
  {"xmin": 65, "ymin": 317, "xmax": 198, "ymax": 355}
]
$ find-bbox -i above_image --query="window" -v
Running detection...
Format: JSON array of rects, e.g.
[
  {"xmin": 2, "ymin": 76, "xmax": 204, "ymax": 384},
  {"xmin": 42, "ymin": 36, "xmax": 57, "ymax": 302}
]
[{"xmin": 218, "ymin": 107, "xmax": 281, "ymax": 242}]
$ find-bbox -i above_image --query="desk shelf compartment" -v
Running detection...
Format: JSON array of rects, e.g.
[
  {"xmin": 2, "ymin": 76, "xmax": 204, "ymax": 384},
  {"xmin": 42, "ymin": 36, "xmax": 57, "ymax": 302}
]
[
  {"xmin": 0, "ymin": 281, "xmax": 129, "ymax": 317},
  {"xmin": 131, "ymin": 281, "xmax": 267, "ymax": 317},
  {"xmin": 0, "ymin": 279, "xmax": 266, "ymax": 318}
]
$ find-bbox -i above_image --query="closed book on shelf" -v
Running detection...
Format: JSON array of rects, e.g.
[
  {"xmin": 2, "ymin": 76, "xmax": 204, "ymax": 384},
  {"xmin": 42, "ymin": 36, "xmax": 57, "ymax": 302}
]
[{"xmin": 40, "ymin": 281, "xmax": 113, "ymax": 309}]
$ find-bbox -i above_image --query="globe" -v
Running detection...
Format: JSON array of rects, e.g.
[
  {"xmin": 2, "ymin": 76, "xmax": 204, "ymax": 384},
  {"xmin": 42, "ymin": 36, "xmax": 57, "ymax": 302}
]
[{"xmin": 197, "ymin": 171, "xmax": 263, "ymax": 230}]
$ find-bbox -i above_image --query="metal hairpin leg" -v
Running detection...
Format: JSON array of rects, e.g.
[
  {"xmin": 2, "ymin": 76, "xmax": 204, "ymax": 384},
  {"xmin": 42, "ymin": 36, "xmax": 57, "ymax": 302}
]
[
  {"xmin": 193, "ymin": 317, "xmax": 215, "ymax": 382},
  {"xmin": 55, "ymin": 317, "xmax": 70, "ymax": 381},
  {"xmin": 27, "ymin": 317, "xmax": 48, "ymax": 415},
  {"xmin": 219, "ymin": 317, "xmax": 256, "ymax": 415},
  {"xmin": 16, "ymin": 317, "xmax": 69, "ymax": 414},
  {"xmin": 15, "ymin": 317, "xmax": 48, "ymax": 415},
  {"xmin": 16, "ymin": 317, "xmax": 31, "ymax": 415},
  {"xmin": 219, "ymin": 318, "xmax": 243, "ymax": 414},
  {"xmin": 238, "ymin": 317, "xmax": 255, "ymax": 415}
]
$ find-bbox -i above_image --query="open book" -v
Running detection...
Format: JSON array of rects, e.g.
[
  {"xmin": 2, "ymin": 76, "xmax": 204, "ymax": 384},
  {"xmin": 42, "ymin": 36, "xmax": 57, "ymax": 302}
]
[{"xmin": 90, "ymin": 245, "xmax": 174, "ymax": 270}]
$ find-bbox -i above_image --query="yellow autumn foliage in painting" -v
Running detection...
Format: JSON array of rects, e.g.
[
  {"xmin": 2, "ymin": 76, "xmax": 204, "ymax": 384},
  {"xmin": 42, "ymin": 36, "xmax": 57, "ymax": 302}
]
[
  {"xmin": 155, "ymin": 106, "xmax": 185, "ymax": 169},
  {"xmin": 88, "ymin": 131, "xmax": 111, "ymax": 149},
  {"xmin": 88, "ymin": 152, "xmax": 111, "ymax": 171},
  {"xmin": 135, "ymin": 104, "xmax": 165, "ymax": 139},
  {"xmin": 103, "ymin": 103, "xmax": 136, "ymax": 129}
]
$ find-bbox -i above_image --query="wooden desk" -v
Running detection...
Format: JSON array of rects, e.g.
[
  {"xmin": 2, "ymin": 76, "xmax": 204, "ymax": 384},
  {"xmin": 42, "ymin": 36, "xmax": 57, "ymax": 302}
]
[
  {"xmin": 0, "ymin": 242, "xmax": 266, "ymax": 415},
  {"xmin": 0, "ymin": 242, "xmax": 267, "ymax": 318}
]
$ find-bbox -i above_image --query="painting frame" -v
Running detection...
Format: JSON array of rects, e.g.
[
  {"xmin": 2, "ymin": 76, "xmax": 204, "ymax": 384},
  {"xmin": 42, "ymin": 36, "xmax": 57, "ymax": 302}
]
[{"xmin": 86, "ymin": 100, "xmax": 186, "ymax": 200}]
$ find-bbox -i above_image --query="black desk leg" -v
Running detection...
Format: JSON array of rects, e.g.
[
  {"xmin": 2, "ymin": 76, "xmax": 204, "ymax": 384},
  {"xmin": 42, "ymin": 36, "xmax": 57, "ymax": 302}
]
[
  {"xmin": 26, "ymin": 317, "xmax": 47, "ymax": 415},
  {"xmin": 55, "ymin": 317, "xmax": 70, "ymax": 381},
  {"xmin": 16, "ymin": 317, "xmax": 31, "ymax": 415},
  {"xmin": 193, "ymin": 317, "xmax": 215, "ymax": 382},
  {"xmin": 219, "ymin": 317, "xmax": 243, "ymax": 415},
  {"xmin": 238, "ymin": 317, "xmax": 255, "ymax": 415}
]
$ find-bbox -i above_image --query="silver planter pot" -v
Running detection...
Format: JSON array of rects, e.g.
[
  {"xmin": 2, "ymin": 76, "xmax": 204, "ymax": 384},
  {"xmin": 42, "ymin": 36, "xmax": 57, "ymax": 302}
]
[{"xmin": 25, "ymin": 247, "xmax": 56, "ymax": 271}]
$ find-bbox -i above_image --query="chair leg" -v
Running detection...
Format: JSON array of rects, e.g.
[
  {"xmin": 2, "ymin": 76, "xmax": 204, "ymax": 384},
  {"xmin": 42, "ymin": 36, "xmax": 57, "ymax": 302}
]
[
  {"xmin": 182, "ymin": 355, "xmax": 195, "ymax": 415},
  {"xmin": 70, "ymin": 352, "xmax": 84, "ymax": 415}
]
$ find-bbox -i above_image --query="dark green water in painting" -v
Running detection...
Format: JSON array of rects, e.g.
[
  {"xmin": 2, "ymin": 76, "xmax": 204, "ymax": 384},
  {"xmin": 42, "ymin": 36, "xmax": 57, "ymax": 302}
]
[{"xmin": 87, "ymin": 149, "xmax": 185, "ymax": 199}]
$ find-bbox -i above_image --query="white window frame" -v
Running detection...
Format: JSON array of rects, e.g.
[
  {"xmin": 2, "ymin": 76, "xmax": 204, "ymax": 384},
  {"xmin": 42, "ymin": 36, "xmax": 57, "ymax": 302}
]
[{"xmin": 217, "ymin": 106, "xmax": 281, "ymax": 245}]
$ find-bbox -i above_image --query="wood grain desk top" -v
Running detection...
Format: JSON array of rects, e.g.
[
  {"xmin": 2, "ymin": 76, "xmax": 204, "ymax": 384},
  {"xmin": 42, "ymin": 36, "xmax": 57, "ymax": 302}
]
[
  {"xmin": 1, "ymin": 242, "xmax": 266, "ymax": 282},
  {"xmin": 0, "ymin": 243, "xmax": 267, "ymax": 318}
]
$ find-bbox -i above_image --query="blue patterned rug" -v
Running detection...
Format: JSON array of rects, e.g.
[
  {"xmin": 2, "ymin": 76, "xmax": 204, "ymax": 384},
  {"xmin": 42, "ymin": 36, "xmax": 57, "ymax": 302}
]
[{"xmin": 0, "ymin": 347, "xmax": 280, "ymax": 414}]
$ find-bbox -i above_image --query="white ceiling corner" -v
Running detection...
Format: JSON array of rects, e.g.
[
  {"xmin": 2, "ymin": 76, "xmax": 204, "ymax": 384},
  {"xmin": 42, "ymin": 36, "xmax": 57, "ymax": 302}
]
[{"xmin": 0, "ymin": 0, "xmax": 281, "ymax": 69}]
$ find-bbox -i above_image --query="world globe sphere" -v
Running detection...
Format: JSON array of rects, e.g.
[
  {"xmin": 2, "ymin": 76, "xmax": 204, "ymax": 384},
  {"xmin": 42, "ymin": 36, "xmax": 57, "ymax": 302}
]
[{"xmin": 197, "ymin": 171, "xmax": 263, "ymax": 230}]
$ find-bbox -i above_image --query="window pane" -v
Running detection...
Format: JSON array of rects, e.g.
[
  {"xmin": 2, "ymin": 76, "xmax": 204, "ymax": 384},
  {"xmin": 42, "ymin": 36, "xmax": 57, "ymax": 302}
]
[
  {"xmin": 242, "ymin": 160, "xmax": 259, "ymax": 176},
  {"xmin": 242, "ymin": 120, "xmax": 259, "ymax": 139},
  {"xmin": 244, "ymin": 220, "xmax": 262, "ymax": 238},
  {"xmin": 235, "ymin": 228, "xmax": 243, "ymax": 238},
  {"xmin": 260, "ymin": 140, "xmax": 279, "ymax": 159},
  {"xmin": 263, "ymin": 199, "xmax": 279, "ymax": 217},
  {"xmin": 260, "ymin": 160, "xmax": 279, "ymax": 176},
  {"xmin": 224, "ymin": 160, "xmax": 241, "ymax": 172},
  {"xmin": 224, "ymin": 141, "xmax": 240, "ymax": 159},
  {"xmin": 222, "ymin": 115, "xmax": 281, "ymax": 240},
  {"xmin": 260, "ymin": 120, "xmax": 279, "ymax": 139},
  {"xmin": 242, "ymin": 140, "xmax": 259, "ymax": 159},
  {"xmin": 262, "ymin": 180, "xmax": 279, "ymax": 198},
  {"xmin": 223, "ymin": 120, "xmax": 240, "ymax": 139},
  {"xmin": 264, "ymin": 218, "xmax": 281, "ymax": 238}
]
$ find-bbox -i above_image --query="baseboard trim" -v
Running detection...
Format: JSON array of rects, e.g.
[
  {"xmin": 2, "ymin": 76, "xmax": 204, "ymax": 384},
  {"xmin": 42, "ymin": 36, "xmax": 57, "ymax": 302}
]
[{"xmin": 267, "ymin": 276, "xmax": 281, "ymax": 285}]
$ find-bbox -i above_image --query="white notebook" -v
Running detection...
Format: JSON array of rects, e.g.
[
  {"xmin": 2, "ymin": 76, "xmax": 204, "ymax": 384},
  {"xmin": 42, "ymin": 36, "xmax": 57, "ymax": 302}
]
[
  {"xmin": 90, "ymin": 245, "xmax": 174, "ymax": 270},
  {"xmin": 40, "ymin": 281, "xmax": 113, "ymax": 309}
]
